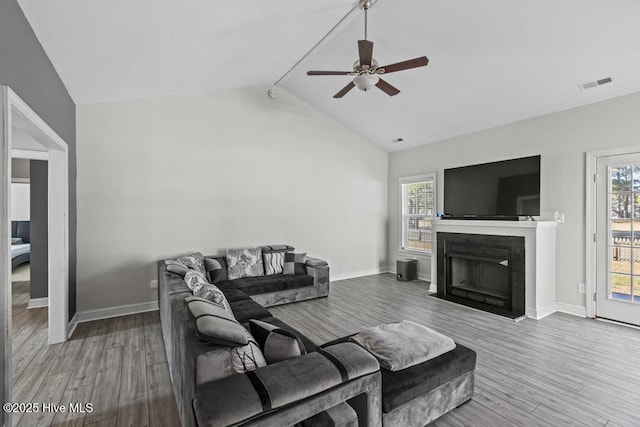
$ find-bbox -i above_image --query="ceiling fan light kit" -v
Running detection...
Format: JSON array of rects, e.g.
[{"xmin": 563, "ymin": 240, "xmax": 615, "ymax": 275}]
[{"xmin": 307, "ymin": 0, "xmax": 429, "ymax": 98}]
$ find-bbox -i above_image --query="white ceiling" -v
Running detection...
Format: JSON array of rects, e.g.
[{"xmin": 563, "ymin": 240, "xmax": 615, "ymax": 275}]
[{"xmin": 18, "ymin": 0, "xmax": 640, "ymax": 152}]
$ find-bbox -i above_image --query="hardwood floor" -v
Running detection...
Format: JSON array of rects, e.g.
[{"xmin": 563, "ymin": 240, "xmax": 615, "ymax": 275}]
[
  {"xmin": 10, "ymin": 280, "xmax": 179, "ymax": 427},
  {"xmin": 270, "ymin": 274, "xmax": 640, "ymax": 427},
  {"xmin": 11, "ymin": 274, "xmax": 640, "ymax": 426}
]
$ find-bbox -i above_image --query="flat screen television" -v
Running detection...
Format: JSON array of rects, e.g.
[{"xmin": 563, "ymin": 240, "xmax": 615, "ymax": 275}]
[{"xmin": 443, "ymin": 155, "xmax": 541, "ymax": 220}]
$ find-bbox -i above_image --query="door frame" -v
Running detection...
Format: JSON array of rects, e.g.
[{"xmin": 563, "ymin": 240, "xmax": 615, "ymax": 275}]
[
  {"xmin": 1, "ymin": 86, "xmax": 70, "ymax": 423},
  {"xmin": 586, "ymin": 144, "xmax": 640, "ymax": 318}
]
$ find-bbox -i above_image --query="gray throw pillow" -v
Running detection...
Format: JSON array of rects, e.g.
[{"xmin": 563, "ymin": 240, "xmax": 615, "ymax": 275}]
[
  {"xmin": 176, "ymin": 252, "xmax": 206, "ymax": 275},
  {"xmin": 226, "ymin": 247, "xmax": 265, "ymax": 280},
  {"xmin": 263, "ymin": 252, "xmax": 285, "ymax": 275},
  {"xmin": 249, "ymin": 319, "xmax": 307, "ymax": 364},
  {"xmin": 204, "ymin": 256, "xmax": 227, "ymax": 283},
  {"xmin": 185, "ymin": 297, "xmax": 248, "ymax": 347},
  {"xmin": 230, "ymin": 329, "xmax": 267, "ymax": 373},
  {"xmin": 283, "ymin": 252, "xmax": 307, "ymax": 275},
  {"xmin": 165, "ymin": 259, "xmax": 189, "ymax": 277}
]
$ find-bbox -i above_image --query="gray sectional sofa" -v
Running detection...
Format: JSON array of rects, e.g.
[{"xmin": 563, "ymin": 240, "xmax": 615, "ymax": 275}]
[{"xmin": 159, "ymin": 244, "xmax": 477, "ymax": 426}]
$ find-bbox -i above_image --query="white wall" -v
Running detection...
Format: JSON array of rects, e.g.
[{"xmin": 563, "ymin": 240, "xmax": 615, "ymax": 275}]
[
  {"xmin": 10, "ymin": 183, "xmax": 30, "ymax": 221},
  {"xmin": 77, "ymin": 86, "xmax": 388, "ymax": 311},
  {"xmin": 389, "ymin": 91, "xmax": 640, "ymax": 311}
]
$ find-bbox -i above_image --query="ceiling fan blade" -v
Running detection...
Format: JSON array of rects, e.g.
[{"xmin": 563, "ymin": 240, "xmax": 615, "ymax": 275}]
[
  {"xmin": 333, "ymin": 81, "xmax": 356, "ymax": 98},
  {"xmin": 375, "ymin": 78, "xmax": 400, "ymax": 96},
  {"xmin": 358, "ymin": 40, "xmax": 374, "ymax": 66},
  {"xmin": 378, "ymin": 56, "xmax": 429, "ymax": 74},
  {"xmin": 307, "ymin": 70, "xmax": 352, "ymax": 76}
]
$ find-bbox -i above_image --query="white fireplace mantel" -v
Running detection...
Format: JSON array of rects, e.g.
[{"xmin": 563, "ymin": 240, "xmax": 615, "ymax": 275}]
[{"xmin": 431, "ymin": 219, "xmax": 558, "ymax": 320}]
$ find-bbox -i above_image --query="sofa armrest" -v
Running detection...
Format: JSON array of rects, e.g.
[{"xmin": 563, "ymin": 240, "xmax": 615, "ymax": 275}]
[
  {"xmin": 305, "ymin": 256, "xmax": 328, "ymax": 268},
  {"xmin": 193, "ymin": 343, "xmax": 379, "ymax": 427}
]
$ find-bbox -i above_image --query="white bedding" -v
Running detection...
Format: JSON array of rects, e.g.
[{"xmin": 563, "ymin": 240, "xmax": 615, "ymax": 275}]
[{"xmin": 11, "ymin": 243, "xmax": 30, "ymax": 259}]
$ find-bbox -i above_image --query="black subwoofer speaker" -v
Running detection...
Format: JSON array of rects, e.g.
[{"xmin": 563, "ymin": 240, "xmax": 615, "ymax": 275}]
[{"xmin": 397, "ymin": 259, "xmax": 417, "ymax": 282}]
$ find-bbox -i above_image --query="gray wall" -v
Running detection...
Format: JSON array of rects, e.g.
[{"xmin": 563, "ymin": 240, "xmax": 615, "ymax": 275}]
[
  {"xmin": 29, "ymin": 160, "xmax": 47, "ymax": 300},
  {"xmin": 388, "ymin": 90, "xmax": 640, "ymax": 313},
  {"xmin": 0, "ymin": 0, "xmax": 76, "ymax": 414},
  {"xmin": 0, "ymin": 0, "xmax": 76, "ymax": 319}
]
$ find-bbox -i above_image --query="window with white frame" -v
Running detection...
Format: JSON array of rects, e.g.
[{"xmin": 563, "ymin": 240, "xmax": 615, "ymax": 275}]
[{"xmin": 401, "ymin": 174, "xmax": 435, "ymax": 252}]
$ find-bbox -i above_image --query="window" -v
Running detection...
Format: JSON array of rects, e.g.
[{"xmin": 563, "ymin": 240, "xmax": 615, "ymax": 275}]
[{"xmin": 401, "ymin": 174, "xmax": 435, "ymax": 252}]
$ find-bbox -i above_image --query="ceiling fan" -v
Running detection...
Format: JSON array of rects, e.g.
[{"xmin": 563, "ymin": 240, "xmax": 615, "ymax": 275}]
[{"xmin": 307, "ymin": 0, "xmax": 429, "ymax": 98}]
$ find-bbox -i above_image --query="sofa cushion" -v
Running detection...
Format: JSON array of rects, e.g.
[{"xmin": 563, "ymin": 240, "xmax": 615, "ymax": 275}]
[
  {"xmin": 185, "ymin": 297, "xmax": 248, "ymax": 347},
  {"xmin": 221, "ymin": 288, "xmax": 253, "ymax": 303},
  {"xmin": 227, "ymin": 247, "xmax": 265, "ymax": 280},
  {"xmin": 380, "ymin": 343, "xmax": 477, "ymax": 413},
  {"xmin": 232, "ymin": 274, "xmax": 314, "ymax": 296},
  {"xmin": 165, "ymin": 259, "xmax": 190, "ymax": 277},
  {"xmin": 205, "ymin": 256, "xmax": 228, "ymax": 283},
  {"xmin": 263, "ymin": 252, "xmax": 285, "ymax": 275},
  {"xmin": 229, "ymin": 299, "xmax": 272, "ymax": 323},
  {"xmin": 283, "ymin": 252, "xmax": 307, "ymax": 275},
  {"xmin": 350, "ymin": 320, "xmax": 456, "ymax": 371},
  {"xmin": 249, "ymin": 319, "xmax": 307, "ymax": 363}
]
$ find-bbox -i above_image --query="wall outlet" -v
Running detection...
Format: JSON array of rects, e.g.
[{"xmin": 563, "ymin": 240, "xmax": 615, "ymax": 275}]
[
  {"xmin": 578, "ymin": 282, "xmax": 586, "ymax": 293},
  {"xmin": 554, "ymin": 211, "xmax": 565, "ymax": 223},
  {"xmin": 150, "ymin": 279, "xmax": 158, "ymax": 289}
]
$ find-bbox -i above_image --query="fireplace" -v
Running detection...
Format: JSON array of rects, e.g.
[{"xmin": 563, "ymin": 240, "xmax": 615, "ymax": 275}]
[{"xmin": 436, "ymin": 232, "xmax": 525, "ymax": 318}]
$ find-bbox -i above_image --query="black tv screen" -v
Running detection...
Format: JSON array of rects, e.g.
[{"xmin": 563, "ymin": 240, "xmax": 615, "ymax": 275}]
[{"xmin": 444, "ymin": 155, "xmax": 541, "ymax": 219}]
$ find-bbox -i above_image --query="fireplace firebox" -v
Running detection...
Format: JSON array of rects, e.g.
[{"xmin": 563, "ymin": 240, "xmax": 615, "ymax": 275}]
[{"xmin": 436, "ymin": 232, "xmax": 525, "ymax": 318}]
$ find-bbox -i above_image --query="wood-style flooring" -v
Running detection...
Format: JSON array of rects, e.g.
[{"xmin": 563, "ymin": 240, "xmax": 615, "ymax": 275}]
[
  {"xmin": 11, "ymin": 280, "xmax": 179, "ymax": 427},
  {"xmin": 11, "ymin": 273, "xmax": 640, "ymax": 426}
]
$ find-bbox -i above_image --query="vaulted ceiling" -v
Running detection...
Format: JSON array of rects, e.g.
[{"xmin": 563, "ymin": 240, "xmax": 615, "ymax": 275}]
[{"xmin": 18, "ymin": 0, "xmax": 640, "ymax": 152}]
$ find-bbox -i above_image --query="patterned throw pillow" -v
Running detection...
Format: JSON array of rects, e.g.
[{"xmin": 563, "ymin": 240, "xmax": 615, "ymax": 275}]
[
  {"xmin": 283, "ymin": 252, "xmax": 307, "ymax": 275},
  {"xmin": 263, "ymin": 252, "xmax": 285, "ymax": 275},
  {"xmin": 193, "ymin": 283, "xmax": 229, "ymax": 310},
  {"xmin": 204, "ymin": 257, "xmax": 227, "ymax": 283},
  {"xmin": 176, "ymin": 252, "xmax": 206, "ymax": 275},
  {"xmin": 184, "ymin": 270, "xmax": 209, "ymax": 291},
  {"xmin": 226, "ymin": 248, "xmax": 265, "ymax": 280}
]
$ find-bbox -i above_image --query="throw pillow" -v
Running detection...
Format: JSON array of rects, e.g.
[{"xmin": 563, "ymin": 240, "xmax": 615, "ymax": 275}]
[
  {"xmin": 165, "ymin": 260, "xmax": 189, "ymax": 277},
  {"xmin": 283, "ymin": 252, "xmax": 307, "ymax": 275},
  {"xmin": 226, "ymin": 247, "xmax": 265, "ymax": 280},
  {"xmin": 249, "ymin": 319, "xmax": 307, "ymax": 364},
  {"xmin": 176, "ymin": 252, "xmax": 206, "ymax": 275},
  {"xmin": 184, "ymin": 270, "xmax": 210, "ymax": 292},
  {"xmin": 204, "ymin": 256, "xmax": 228, "ymax": 283},
  {"xmin": 230, "ymin": 329, "xmax": 267, "ymax": 373},
  {"xmin": 184, "ymin": 297, "xmax": 249, "ymax": 347},
  {"xmin": 193, "ymin": 283, "xmax": 229, "ymax": 310},
  {"xmin": 263, "ymin": 252, "xmax": 285, "ymax": 275}
]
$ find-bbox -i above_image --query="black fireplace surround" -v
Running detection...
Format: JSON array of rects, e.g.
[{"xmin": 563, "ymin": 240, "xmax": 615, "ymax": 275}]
[{"xmin": 437, "ymin": 232, "xmax": 525, "ymax": 318}]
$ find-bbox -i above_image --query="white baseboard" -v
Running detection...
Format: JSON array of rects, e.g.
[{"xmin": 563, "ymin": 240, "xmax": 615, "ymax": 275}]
[
  {"xmin": 27, "ymin": 297, "xmax": 49, "ymax": 309},
  {"xmin": 555, "ymin": 302, "xmax": 586, "ymax": 317},
  {"xmin": 526, "ymin": 301, "xmax": 556, "ymax": 320},
  {"xmin": 76, "ymin": 301, "xmax": 159, "ymax": 323},
  {"xmin": 331, "ymin": 268, "xmax": 388, "ymax": 282},
  {"xmin": 68, "ymin": 313, "xmax": 78, "ymax": 338}
]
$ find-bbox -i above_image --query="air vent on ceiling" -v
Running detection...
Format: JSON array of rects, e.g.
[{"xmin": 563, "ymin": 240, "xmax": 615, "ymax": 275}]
[{"xmin": 579, "ymin": 76, "xmax": 614, "ymax": 91}]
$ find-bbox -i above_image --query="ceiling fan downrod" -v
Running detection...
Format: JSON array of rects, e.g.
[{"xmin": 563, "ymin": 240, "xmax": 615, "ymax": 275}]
[{"xmin": 361, "ymin": 0, "xmax": 371, "ymax": 40}]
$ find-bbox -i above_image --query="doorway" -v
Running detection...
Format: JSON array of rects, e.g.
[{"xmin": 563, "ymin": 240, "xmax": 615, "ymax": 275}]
[
  {"xmin": 588, "ymin": 149, "xmax": 640, "ymax": 326},
  {"xmin": 1, "ymin": 86, "xmax": 70, "ymax": 423}
]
